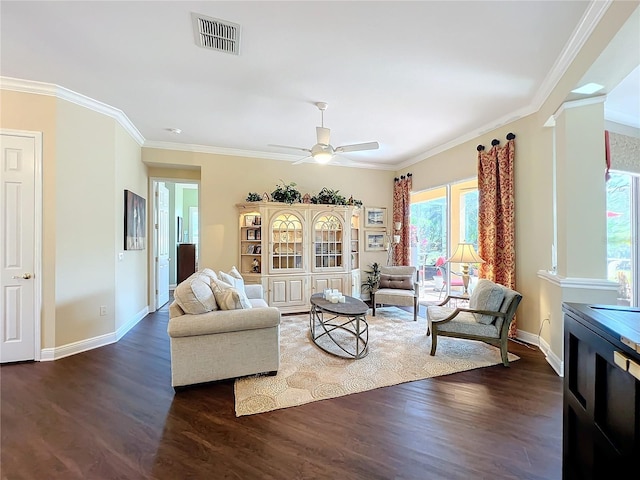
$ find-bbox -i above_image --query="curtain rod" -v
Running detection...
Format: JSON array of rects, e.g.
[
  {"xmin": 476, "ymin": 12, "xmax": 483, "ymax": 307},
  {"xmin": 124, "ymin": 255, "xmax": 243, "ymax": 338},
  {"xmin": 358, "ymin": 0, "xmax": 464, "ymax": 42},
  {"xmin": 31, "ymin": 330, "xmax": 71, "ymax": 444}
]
[
  {"xmin": 477, "ymin": 132, "xmax": 516, "ymax": 151},
  {"xmin": 394, "ymin": 172, "xmax": 412, "ymax": 182}
]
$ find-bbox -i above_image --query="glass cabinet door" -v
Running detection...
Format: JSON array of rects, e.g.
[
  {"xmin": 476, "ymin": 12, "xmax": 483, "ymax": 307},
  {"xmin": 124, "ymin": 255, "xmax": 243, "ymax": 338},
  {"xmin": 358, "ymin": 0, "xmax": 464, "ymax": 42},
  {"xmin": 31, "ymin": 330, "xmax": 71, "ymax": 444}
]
[
  {"xmin": 350, "ymin": 211, "xmax": 359, "ymax": 270},
  {"xmin": 270, "ymin": 212, "xmax": 304, "ymax": 273},
  {"xmin": 313, "ymin": 214, "xmax": 344, "ymax": 271}
]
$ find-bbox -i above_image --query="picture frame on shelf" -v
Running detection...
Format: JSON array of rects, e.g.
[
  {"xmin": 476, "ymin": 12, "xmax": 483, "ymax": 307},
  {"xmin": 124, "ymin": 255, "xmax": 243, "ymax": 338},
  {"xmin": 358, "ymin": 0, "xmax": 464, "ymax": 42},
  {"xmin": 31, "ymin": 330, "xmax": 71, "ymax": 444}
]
[
  {"xmin": 246, "ymin": 245, "xmax": 255, "ymax": 254},
  {"xmin": 254, "ymin": 216, "xmax": 261, "ymax": 226},
  {"xmin": 364, "ymin": 230, "xmax": 386, "ymax": 251},
  {"xmin": 245, "ymin": 215, "xmax": 255, "ymax": 227},
  {"xmin": 364, "ymin": 207, "xmax": 387, "ymax": 228},
  {"xmin": 256, "ymin": 229, "xmax": 261, "ymax": 240},
  {"xmin": 247, "ymin": 229, "xmax": 256, "ymax": 240},
  {"xmin": 255, "ymin": 245, "xmax": 262, "ymax": 254}
]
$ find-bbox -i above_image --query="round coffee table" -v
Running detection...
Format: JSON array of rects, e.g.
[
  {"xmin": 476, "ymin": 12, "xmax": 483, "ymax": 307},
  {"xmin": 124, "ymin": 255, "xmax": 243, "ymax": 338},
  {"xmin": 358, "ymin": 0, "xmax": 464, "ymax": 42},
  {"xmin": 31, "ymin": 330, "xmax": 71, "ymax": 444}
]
[{"xmin": 309, "ymin": 293, "xmax": 369, "ymax": 359}]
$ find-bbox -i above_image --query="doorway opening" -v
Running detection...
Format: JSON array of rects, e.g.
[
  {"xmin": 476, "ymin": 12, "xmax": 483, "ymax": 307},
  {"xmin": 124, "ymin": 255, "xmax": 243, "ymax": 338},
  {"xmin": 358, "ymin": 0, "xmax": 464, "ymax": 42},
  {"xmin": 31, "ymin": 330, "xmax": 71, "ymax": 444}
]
[{"xmin": 150, "ymin": 179, "xmax": 199, "ymax": 311}]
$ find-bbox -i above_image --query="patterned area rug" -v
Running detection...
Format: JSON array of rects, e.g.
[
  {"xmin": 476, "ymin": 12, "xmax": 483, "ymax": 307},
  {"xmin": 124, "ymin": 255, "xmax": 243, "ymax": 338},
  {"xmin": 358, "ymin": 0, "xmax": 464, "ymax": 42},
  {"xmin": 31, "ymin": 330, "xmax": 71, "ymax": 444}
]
[{"xmin": 234, "ymin": 307, "xmax": 518, "ymax": 416}]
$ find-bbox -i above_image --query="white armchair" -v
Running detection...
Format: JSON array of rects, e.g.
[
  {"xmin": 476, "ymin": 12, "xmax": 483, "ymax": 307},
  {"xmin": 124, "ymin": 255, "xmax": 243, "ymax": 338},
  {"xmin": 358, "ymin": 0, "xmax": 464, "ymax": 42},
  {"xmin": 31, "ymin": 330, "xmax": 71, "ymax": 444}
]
[{"xmin": 371, "ymin": 266, "xmax": 419, "ymax": 321}]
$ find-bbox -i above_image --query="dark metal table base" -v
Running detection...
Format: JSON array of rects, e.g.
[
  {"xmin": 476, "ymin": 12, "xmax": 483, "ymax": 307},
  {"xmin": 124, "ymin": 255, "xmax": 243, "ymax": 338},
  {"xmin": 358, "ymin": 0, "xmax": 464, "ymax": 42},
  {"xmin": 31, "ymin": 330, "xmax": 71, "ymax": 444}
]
[{"xmin": 309, "ymin": 304, "xmax": 369, "ymax": 359}]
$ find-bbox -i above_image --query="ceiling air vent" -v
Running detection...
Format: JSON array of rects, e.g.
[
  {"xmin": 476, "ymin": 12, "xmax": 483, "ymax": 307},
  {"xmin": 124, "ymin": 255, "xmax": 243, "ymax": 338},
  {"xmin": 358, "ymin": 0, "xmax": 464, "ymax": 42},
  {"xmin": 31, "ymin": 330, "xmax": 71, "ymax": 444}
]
[{"xmin": 191, "ymin": 12, "xmax": 240, "ymax": 55}]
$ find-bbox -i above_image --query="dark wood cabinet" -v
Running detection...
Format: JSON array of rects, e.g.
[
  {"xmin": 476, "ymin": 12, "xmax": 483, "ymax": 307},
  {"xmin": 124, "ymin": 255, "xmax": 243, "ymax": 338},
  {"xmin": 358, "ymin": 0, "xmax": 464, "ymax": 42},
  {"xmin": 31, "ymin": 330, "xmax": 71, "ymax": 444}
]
[
  {"xmin": 177, "ymin": 243, "xmax": 196, "ymax": 284},
  {"xmin": 562, "ymin": 303, "xmax": 640, "ymax": 479}
]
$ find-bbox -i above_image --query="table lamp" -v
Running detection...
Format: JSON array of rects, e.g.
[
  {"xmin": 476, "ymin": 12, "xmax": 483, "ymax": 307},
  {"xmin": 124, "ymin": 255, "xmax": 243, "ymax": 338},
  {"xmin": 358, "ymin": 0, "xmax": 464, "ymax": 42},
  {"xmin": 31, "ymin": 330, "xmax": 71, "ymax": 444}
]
[
  {"xmin": 446, "ymin": 242, "xmax": 485, "ymax": 295},
  {"xmin": 386, "ymin": 222, "xmax": 402, "ymax": 266}
]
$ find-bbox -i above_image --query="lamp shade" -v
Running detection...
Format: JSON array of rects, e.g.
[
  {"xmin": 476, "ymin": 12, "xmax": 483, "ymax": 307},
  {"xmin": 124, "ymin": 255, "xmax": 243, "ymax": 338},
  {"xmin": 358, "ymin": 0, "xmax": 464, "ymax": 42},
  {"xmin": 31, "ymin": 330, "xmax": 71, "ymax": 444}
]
[{"xmin": 446, "ymin": 243, "xmax": 485, "ymax": 264}]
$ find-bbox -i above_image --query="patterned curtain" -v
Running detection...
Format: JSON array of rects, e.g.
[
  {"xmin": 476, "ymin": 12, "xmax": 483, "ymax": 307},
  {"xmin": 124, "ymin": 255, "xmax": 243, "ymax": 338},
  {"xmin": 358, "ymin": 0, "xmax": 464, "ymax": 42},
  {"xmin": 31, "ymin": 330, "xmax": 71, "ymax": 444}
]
[
  {"xmin": 392, "ymin": 173, "xmax": 412, "ymax": 266},
  {"xmin": 477, "ymin": 134, "xmax": 516, "ymax": 336}
]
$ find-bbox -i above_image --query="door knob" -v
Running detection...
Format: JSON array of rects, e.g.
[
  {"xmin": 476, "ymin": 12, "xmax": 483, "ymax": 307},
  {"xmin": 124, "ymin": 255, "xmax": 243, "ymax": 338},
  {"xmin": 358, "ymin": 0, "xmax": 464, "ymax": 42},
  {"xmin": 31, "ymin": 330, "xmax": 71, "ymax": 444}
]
[{"xmin": 12, "ymin": 273, "xmax": 32, "ymax": 279}]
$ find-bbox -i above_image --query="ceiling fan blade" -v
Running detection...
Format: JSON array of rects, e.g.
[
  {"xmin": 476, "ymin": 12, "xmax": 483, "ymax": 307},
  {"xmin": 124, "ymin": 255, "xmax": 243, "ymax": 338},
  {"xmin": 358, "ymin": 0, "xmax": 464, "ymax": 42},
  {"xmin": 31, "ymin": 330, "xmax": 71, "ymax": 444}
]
[
  {"xmin": 335, "ymin": 141, "xmax": 379, "ymax": 153},
  {"xmin": 329, "ymin": 156, "xmax": 357, "ymax": 167},
  {"xmin": 268, "ymin": 144, "xmax": 312, "ymax": 153},
  {"xmin": 316, "ymin": 127, "xmax": 330, "ymax": 145},
  {"xmin": 291, "ymin": 155, "xmax": 312, "ymax": 166}
]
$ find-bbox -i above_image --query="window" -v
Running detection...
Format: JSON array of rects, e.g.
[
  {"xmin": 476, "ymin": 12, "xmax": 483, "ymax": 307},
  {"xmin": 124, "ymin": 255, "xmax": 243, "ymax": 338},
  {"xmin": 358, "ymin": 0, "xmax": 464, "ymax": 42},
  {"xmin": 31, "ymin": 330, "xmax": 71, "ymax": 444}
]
[
  {"xmin": 606, "ymin": 171, "xmax": 638, "ymax": 306},
  {"xmin": 411, "ymin": 179, "xmax": 479, "ymax": 300},
  {"xmin": 410, "ymin": 186, "xmax": 447, "ymax": 268}
]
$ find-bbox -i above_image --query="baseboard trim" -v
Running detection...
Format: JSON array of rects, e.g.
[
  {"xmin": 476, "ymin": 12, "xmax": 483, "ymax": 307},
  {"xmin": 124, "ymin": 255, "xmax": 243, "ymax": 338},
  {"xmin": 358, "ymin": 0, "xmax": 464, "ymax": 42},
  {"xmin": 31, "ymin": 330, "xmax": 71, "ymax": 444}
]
[
  {"xmin": 40, "ymin": 306, "xmax": 150, "ymax": 361},
  {"xmin": 40, "ymin": 332, "xmax": 116, "ymax": 361},
  {"xmin": 116, "ymin": 306, "xmax": 149, "ymax": 341},
  {"xmin": 516, "ymin": 329, "xmax": 563, "ymax": 377}
]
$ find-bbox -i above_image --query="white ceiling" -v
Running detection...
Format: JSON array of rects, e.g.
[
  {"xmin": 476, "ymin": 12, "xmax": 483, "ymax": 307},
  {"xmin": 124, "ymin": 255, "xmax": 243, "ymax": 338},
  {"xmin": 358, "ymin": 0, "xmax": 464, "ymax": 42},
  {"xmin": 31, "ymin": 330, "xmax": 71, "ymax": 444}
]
[{"xmin": 1, "ymin": 1, "xmax": 637, "ymax": 169}]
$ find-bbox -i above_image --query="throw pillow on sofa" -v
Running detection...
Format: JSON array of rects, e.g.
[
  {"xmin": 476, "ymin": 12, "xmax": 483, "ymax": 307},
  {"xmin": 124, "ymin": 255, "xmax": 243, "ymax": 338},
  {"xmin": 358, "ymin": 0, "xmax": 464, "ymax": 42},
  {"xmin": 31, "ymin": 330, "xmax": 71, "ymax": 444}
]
[
  {"xmin": 218, "ymin": 267, "xmax": 252, "ymax": 307},
  {"xmin": 174, "ymin": 272, "xmax": 219, "ymax": 314},
  {"xmin": 211, "ymin": 278, "xmax": 252, "ymax": 310},
  {"xmin": 200, "ymin": 268, "xmax": 219, "ymax": 284},
  {"xmin": 228, "ymin": 266, "xmax": 243, "ymax": 280}
]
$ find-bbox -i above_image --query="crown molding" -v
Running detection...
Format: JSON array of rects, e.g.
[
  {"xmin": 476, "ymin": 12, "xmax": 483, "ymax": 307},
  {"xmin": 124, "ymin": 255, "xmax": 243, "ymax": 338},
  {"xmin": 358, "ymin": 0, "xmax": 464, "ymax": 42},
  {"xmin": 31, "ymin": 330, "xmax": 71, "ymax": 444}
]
[
  {"xmin": 1, "ymin": 0, "xmax": 614, "ymax": 171},
  {"xmin": 397, "ymin": 105, "xmax": 530, "ymax": 170},
  {"xmin": 554, "ymin": 95, "xmax": 606, "ymax": 119},
  {"xmin": 143, "ymin": 140, "xmax": 301, "ymax": 161},
  {"xmin": 142, "ymin": 140, "xmax": 397, "ymax": 170},
  {"xmin": 0, "ymin": 76, "xmax": 394, "ymax": 169},
  {"xmin": 398, "ymin": 0, "xmax": 613, "ymax": 169},
  {"xmin": 0, "ymin": 76, "xmax": 145, "ymax": 146},
  {"xmin": 530, "ymin": 0, "xmax": 613, "ymax": 111}
]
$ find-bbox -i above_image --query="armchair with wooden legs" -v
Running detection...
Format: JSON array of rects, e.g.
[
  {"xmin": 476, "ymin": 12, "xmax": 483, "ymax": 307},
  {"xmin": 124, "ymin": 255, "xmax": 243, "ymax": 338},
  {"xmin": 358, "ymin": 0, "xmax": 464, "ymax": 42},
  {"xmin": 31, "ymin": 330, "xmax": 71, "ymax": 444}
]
[{"xmin": 426, "ymin": 278, "xmax": 522, "ymax": 366}]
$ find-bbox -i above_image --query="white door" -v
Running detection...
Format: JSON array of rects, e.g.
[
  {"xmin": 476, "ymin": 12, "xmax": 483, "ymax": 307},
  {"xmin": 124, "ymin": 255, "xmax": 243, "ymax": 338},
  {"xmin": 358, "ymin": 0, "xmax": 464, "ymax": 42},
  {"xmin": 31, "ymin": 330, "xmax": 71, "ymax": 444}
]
[
  {"xmin": 189, "ymin": 206, "xmax": 199, "ymax": 265},
  {"xmin": 156, "ymin": 182, "xmax": 170, "ymax": 308},
  {"xmin": 1, "ymin": 134, "xmax": 38, "ymax": 362}
]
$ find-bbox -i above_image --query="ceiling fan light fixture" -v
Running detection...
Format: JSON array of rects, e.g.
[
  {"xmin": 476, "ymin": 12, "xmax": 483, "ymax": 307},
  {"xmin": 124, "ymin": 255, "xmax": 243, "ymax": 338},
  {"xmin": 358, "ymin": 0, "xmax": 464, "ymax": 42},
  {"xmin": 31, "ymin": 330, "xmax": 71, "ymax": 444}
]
[
  {"xmin": 271, "ymin": 102, "xmax": 379, "ymax": 166},
  {"xmin": 313, "ymin": 151, "xmax": 333, "ymax": 164},
  {"xmin": 311, "ymin": 143, "xmax": 333, "ymax": 164}
]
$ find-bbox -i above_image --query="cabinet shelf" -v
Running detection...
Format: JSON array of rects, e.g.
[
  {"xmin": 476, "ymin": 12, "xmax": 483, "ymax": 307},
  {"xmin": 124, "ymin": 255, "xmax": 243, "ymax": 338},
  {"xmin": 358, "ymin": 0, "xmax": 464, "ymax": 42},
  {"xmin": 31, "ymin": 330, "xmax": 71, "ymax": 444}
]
[{"xmin": 237, "ymin": 203, "xmax": 361, "ymax": 311}]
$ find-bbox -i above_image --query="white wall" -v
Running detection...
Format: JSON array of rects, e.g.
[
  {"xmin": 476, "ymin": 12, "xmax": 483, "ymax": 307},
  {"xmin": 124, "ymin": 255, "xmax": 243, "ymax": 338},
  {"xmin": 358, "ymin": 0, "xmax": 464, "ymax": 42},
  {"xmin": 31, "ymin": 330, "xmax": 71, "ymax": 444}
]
[
  {"xmin": 0, "ymin": 90, "xmax": 148, "ymax": 351},
  {"xmin": 115, "ymin": 124, "xmax": 148, "ymax": 334},
  {"xmin": 55, "ymin": 99, "xmax": 117, "ymax": 345},
  {"xmin": 142, "ymin": 149, "xmax": 396, "ymax": 274}
]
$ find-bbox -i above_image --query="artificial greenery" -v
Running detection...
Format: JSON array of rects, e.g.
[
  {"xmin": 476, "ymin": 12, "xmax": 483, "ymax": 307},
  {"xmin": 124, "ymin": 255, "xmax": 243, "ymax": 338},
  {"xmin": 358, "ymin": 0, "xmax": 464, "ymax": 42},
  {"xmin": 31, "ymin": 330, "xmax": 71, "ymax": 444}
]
[
  {"xmin": 311, "ymin": 187, "xmax": 347, "ymax": 205},
  {"xmin": 248, "ymin": 182, "xmax": 362, "ymax": 207},
  {"xmin": 271, "ymin": 181, "xmax": 302, "ymax": 205},
  {"xmin": 361, "ymin": 262, "xmax": 381, "ymax": 294},
  {"xmin": 347, "ymin": 196, "xmax": 363, "ymax": 207},
  {"xmin": 309, "ymin": 187, "xmax": 363, "ymax": 207}
]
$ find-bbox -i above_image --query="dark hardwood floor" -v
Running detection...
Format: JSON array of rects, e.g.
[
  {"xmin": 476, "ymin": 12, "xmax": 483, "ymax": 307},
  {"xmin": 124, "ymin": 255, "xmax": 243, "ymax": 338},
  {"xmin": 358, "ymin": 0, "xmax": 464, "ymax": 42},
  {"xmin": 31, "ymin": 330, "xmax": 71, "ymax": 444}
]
[{"xmin": 1, "ymin": 303, "xmax": 562, "ymax": 480}]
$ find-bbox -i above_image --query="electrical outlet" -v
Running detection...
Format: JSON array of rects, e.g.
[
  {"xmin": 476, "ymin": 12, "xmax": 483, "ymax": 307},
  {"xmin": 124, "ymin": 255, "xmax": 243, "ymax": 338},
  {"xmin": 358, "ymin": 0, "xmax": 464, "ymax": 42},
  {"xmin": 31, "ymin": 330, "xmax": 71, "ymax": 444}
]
[{"xmin": 100, "ymin": 305, "xmax": 107, "ymax": 316}]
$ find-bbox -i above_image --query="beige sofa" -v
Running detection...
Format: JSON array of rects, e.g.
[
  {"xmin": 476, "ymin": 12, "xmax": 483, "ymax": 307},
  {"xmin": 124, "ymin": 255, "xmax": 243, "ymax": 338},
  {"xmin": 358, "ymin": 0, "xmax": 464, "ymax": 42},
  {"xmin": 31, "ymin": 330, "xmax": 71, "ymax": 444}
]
[{"xmin": 168, "ymin": 279, "xmax": 281, "ymax": 388}]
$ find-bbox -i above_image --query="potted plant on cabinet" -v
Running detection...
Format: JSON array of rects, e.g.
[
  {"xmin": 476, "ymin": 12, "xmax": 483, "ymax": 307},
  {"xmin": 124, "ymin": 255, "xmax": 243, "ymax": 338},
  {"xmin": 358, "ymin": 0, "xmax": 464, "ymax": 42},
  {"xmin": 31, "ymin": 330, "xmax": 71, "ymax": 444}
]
[
  {"xmin": 361, "ymin": 262, "xmax": 381, "ymax": 301},
  {"xmin": 271, "ymin": 181, "xmax": 302, "ymax": 205}
]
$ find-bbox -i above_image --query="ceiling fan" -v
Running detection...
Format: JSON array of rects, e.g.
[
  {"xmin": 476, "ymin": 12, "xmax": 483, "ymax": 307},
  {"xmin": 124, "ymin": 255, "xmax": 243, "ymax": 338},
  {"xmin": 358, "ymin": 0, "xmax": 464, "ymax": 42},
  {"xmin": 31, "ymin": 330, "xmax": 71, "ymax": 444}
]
[{"xmin": 268, "ymin": 102, "xmax": 379, "ymax": 165}]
